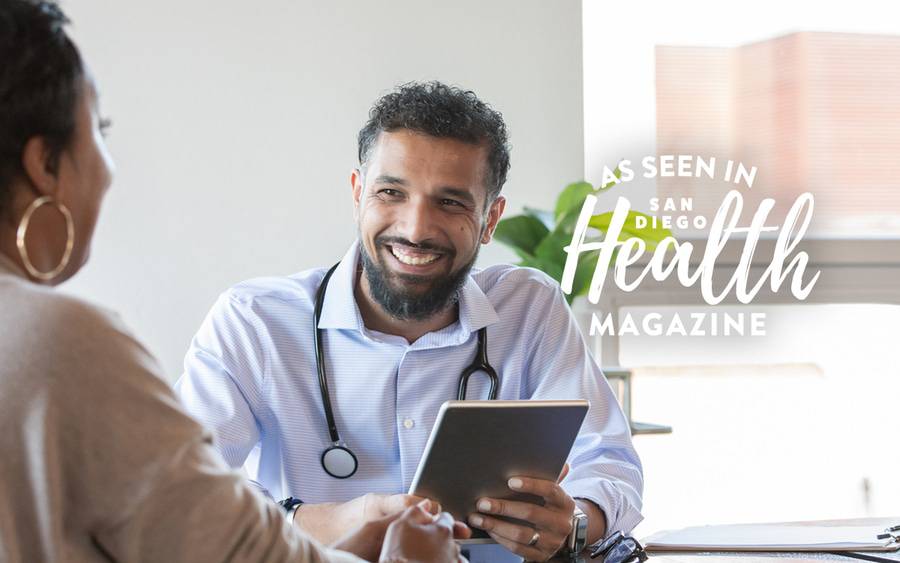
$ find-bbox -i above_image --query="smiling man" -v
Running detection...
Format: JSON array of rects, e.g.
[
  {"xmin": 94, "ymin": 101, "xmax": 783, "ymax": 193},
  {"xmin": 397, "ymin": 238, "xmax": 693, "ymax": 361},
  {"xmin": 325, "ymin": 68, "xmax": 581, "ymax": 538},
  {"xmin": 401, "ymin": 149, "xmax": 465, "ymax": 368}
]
[
  {"xmin": 353, "ymin": 126, "xmax": 502, "ymax": 342},
  {"xmin": 176, "ymin": 82, "xmax": 643, "ymax": 561}
]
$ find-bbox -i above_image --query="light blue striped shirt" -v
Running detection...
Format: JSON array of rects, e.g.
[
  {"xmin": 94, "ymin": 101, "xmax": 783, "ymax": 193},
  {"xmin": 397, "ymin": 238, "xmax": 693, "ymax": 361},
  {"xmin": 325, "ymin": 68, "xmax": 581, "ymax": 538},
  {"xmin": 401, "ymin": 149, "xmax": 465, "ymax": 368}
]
[{"xmin": 175, "ymin": 241, "xmax": 644, "ymax": 533}]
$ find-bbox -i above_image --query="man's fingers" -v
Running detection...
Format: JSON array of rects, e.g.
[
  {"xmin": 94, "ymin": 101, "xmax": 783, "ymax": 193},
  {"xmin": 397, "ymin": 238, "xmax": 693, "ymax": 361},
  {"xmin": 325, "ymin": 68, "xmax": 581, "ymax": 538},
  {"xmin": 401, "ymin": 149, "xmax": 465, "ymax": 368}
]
[
  {"xmin": 508, "ymin": 476, "xmax": 575, "ymax": 510},
  {"xmin": 473, "ymin": 498, "xmax": 572, "ymax": 536},
  {"xmin": 473, "ymin": 498, "xmax": 538, "ymax": 527},
  {"xmin": 468, "ymin": 513, "xmax": 565, "ymax": 550},
  {"xmin": 469, "ymin": 515, "xmax": 565, "ymax": 561},
  {"xmin": 489, "ymin": 533, "xmax": 548, "ymax": 562}
]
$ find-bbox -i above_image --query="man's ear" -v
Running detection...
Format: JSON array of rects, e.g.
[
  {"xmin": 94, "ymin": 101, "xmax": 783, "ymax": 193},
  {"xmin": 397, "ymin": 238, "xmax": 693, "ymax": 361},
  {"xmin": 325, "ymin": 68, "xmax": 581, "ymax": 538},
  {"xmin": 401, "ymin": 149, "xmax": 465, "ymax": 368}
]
[
  {"xmin": 350, "ymin": 168, "xmax": 364, "ymax": 221},
  {"xmin": 481, "ymin": 195, "xmax": 506, "ymax": 244},
  {"xmin": 21, "ymin": 136, "xmax": 61, "ymax": 197}
]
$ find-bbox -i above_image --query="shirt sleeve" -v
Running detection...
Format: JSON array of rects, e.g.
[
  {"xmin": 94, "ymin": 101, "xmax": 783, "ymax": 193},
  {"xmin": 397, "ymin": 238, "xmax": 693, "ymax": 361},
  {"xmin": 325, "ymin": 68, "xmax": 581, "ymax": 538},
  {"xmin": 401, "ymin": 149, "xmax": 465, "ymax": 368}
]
[
  {"xmin": 525, "ymin": 286, "xmax": 644, "ymax": 535},
  {"xmin": 174, "ymin": 291, "xmax": 268, "ymax": 470},
  {"xmin": 51, "ymin": 298, "xmax": 362, "ymax": 563}
]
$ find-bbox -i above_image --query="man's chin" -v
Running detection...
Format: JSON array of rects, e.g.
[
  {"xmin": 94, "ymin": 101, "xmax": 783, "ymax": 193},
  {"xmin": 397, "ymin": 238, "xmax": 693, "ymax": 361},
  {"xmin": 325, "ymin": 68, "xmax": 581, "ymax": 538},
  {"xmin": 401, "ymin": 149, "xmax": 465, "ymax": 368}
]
[
  {"xmin": 381, "ymin": 272, "xmax": 443, "ymax": 296},
  {"xmin": 373, "ymin": 265, "xmax": 456, "ymax": 309},
  {"xmin": 360, "ymin": 240, "xmax": 473, "ymax": 321}
]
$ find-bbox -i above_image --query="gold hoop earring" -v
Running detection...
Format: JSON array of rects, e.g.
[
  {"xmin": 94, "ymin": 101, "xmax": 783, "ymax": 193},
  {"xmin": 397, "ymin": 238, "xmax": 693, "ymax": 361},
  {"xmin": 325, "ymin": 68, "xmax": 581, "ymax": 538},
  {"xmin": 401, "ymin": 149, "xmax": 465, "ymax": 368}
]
[{"xmin": 16, "ymin": 196, "xmax": 75, "ymax": 282}]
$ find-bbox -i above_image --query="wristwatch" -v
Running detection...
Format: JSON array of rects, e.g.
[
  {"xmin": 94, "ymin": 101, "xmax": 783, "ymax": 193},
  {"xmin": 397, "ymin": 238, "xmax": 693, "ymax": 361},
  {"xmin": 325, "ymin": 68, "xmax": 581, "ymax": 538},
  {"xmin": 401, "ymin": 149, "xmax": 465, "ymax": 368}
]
[
  {"xmin": 560, "ymin": 506, "xmax": 589, "ymax": 557},
  {"xmin": 278, "ymin": 497, "xmax": 304, "ymax": 524}
]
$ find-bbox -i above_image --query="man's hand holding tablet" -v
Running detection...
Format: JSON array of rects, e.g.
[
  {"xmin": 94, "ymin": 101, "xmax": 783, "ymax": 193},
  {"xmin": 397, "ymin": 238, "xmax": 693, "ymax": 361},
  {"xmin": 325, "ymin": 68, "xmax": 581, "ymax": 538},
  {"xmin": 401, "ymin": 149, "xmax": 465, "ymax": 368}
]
[
  {"xmin": 469, "ymin": 464, "xmax": 578, "ymax": 560},
  {"xmin": 408, "ymin": 400, "xmax": 593, "ymax": 561}
]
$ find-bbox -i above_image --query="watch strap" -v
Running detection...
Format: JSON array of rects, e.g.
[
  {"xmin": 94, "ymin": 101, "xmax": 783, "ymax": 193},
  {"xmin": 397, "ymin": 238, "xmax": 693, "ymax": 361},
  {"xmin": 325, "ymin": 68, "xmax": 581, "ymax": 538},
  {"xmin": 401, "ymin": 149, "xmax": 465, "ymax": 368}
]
[
  {"xmin": 278, "ymin": 496, "xmax": 304, "ymax": 523},
  {"xmin": 565, "ymin": 506, "xmax": 589, "ymax": 555}
]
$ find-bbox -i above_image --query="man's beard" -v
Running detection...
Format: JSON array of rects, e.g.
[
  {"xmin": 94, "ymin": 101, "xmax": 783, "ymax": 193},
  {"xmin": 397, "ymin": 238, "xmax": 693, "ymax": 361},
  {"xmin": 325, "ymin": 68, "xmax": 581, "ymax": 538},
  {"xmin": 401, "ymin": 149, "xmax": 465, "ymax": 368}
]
[{"xmin": 359, "ymin": 237, "xmax": 478, "ymax": 322}]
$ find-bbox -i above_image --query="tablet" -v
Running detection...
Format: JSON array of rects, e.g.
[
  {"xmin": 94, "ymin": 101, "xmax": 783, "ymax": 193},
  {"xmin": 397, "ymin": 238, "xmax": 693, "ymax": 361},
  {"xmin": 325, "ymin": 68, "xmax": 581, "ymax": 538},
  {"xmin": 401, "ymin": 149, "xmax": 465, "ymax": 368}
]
[{"xmin": 408, "ymin": 400, "xmax": 589, "ymax": 532}]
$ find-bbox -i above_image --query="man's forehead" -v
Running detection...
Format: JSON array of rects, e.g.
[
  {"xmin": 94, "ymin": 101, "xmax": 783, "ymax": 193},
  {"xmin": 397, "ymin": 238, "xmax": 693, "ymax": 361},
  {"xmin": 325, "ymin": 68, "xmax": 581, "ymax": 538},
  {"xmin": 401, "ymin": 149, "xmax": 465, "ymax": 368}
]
[{"xmin": 367, "ymin": 129, "xmax": 490, "ymax": 187}]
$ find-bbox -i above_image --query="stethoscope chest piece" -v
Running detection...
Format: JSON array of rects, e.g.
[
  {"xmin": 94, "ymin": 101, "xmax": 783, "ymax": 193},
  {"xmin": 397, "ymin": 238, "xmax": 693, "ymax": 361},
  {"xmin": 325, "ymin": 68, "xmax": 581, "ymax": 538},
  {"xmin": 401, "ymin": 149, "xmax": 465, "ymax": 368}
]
[{"xmin": 321, "ymin": 444, "xmax": 358, "ymax": 479}]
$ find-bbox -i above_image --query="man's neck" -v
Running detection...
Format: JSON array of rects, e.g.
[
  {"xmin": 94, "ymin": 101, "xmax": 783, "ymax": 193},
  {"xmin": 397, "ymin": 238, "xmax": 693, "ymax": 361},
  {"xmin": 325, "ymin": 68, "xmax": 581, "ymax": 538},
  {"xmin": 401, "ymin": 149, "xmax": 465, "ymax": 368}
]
[{"xmin": 354, "ymin": 269, "xmax": 457, "ymax": 344}]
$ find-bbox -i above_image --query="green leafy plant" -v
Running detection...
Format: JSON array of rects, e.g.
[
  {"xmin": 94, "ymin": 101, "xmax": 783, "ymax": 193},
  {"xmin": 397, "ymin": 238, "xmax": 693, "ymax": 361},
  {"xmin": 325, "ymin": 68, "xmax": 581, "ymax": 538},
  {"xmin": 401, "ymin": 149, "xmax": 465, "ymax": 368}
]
[{"xmin": 494, "ymin": 172, "xmax": 673, "ymax": 304}]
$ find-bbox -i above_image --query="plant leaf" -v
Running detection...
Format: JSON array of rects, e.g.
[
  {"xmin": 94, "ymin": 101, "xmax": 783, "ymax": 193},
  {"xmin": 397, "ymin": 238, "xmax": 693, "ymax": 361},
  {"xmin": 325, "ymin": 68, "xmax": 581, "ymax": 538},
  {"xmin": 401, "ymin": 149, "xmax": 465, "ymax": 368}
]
[
  {"xmin": 494, "ymin": 214, "xmax": 550, "ymax": 258},
  {"xmin": 554, "ymin": 181, "xmax": 594, "ymax": 223},
  {"xmin": 535, "ymin": 206, "xmax": 583, "ymax": 261},
  {"xmin": 589, "ymin": 211, "xmax": 673, "ymax": 250},
  {"xmin": 571, "ymin": 248, "xmax": 601, "ymax": 300},
  {"xmin": 529, "ymin": 214, "xmax": 591, "ymax": 290},
  {"xmin": 523, "ymin": 206, "xmax": 555, "ymax": 231},
  {"xmin": 520, "ymin": 255, "xmax": 565, "ymax": 284}
]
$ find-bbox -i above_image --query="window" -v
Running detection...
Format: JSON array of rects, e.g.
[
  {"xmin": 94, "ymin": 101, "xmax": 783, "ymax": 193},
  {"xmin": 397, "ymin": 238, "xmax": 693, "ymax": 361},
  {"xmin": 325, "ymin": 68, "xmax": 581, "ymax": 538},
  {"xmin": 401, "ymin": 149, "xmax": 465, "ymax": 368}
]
[{"xmin": 582, "ymin": 0, "xmax": 900, "ymax": 535}]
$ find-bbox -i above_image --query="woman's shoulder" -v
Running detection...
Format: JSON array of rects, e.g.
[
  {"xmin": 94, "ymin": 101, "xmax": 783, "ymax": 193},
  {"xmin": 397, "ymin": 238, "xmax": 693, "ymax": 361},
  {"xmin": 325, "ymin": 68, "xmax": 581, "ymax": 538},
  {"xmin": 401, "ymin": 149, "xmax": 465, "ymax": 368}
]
[
  {"xmin": 11, "ymin": 280, "xmax": 124, "ymax": 337},
  {"xmin": 3, "ymin": 278, "xmax": 160, "ymax": 378}
]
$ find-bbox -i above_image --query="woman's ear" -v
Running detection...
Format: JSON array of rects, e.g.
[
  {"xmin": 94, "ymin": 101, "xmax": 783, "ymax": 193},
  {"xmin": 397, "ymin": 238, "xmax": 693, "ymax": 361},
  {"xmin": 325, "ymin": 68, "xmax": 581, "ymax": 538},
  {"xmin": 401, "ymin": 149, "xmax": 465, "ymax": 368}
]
[{"xmin": 20, "ymin": 136, "xmax": 61, "ymax": 197}]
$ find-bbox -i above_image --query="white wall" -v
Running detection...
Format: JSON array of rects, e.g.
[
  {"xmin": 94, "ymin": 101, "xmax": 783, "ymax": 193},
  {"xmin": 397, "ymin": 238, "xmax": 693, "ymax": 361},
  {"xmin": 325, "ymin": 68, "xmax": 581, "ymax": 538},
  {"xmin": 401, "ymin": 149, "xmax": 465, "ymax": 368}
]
[{"xmin": 61, "ymin": 0, "xmax": 584, "ymax": 380}]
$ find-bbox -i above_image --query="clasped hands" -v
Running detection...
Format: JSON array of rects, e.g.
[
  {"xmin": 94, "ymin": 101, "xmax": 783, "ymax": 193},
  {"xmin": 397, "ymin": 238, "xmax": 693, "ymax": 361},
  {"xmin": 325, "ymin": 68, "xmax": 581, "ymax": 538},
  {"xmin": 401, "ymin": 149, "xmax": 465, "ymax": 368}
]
[
  {"xmin": 325, "ymin": 465, "xmax": 575, "ymax": 562},
  {"xmin": 332, "ymin": 498, "xmax": 469, "ymax": 563}
]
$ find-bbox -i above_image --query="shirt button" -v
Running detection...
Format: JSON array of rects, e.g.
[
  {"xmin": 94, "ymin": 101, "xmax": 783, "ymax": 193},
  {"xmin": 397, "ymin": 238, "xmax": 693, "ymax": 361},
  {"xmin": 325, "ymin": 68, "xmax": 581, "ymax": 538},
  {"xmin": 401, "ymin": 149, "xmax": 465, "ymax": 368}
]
[{"xmin": 403, "ymin": 418, "xmax": 415, "ymax": 429}]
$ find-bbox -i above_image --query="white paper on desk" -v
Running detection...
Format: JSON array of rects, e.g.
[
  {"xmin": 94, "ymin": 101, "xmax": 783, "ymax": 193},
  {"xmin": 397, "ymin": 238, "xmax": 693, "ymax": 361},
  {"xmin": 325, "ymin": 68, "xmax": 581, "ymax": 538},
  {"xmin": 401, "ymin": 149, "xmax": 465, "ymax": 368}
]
[{"xmin": 643, "ymin": 524, "xmax": 899, "ymax": 552}]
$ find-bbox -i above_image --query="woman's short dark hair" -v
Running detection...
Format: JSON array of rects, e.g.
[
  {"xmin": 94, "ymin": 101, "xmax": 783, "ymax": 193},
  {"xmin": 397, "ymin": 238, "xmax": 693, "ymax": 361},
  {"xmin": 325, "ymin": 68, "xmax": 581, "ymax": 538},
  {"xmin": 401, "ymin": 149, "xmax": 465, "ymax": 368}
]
[
  {"xmin": 0, "ymin": 0, "xmax": 83, "ymax": 215},
  {"xmin": 357, "ymin": 81, "xmax": 511, "ymax": 205}
]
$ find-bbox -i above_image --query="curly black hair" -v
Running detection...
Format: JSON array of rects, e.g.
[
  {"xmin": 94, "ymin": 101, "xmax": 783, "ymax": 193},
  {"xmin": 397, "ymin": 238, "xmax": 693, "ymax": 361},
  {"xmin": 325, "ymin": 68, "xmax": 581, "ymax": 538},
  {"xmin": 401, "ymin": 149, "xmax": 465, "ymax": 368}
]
[
  {"xmin": 357, "ymin": 81, "xmax": 511, "ymax": 205},
  {"xmin": 0, "ymin": 0, "xmax": 83, "ymax": 216}
]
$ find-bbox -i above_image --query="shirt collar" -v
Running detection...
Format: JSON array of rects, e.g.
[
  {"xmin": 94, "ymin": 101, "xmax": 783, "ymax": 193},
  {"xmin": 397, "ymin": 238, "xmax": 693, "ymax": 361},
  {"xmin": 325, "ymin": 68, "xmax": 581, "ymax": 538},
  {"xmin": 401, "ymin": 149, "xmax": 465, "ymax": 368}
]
[
  {"xmin": 457, "ymin": 272, "xmax": 500, "ymax": 334},
  {"xmin": 315, "ymin": 240, "xmax": 500, "ymax": 337},
  {"xmin": 316, "ymin": 241, "xmax": 366, "ymax": 331}
]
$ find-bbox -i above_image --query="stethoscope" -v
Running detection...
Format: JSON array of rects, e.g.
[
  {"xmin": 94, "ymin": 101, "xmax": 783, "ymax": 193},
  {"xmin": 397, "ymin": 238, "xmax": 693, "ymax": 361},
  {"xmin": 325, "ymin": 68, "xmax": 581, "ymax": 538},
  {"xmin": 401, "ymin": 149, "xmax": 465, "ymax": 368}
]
[{"xmin": 314, "ymin": 261, "xmax": 499, "ymax": 479}]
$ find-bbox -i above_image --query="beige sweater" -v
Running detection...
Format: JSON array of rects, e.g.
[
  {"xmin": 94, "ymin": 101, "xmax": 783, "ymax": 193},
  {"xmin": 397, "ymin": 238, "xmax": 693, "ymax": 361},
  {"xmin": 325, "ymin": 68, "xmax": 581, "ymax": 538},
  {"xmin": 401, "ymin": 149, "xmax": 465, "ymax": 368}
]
[{"xmin": 0, "ymin": 255, "xmax": 362, "ymax": 563}]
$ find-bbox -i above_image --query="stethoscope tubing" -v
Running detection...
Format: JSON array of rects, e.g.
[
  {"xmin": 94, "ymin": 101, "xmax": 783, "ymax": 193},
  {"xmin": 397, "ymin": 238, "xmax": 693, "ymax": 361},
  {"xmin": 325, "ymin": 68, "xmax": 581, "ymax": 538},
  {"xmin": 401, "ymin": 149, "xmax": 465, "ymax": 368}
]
[
  {"xmin": 313, "ymin": 260, "xmax": 498, "ymax": 479},
  {"xmin": 314, "ymin": 263, "xmax": 343, "ymax": 444}
]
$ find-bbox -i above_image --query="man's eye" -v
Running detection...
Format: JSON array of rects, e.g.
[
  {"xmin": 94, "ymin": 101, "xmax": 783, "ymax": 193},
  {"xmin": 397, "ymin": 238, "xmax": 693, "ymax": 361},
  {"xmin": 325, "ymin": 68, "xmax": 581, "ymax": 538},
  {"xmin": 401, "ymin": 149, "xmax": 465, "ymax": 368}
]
[
  {"xmin": 379, "ymin": 189, "xmax": 402, "ymax": 197},
  {"xmin": 441, "ymin": 199, "xmax": 463, "ymax": 207}
]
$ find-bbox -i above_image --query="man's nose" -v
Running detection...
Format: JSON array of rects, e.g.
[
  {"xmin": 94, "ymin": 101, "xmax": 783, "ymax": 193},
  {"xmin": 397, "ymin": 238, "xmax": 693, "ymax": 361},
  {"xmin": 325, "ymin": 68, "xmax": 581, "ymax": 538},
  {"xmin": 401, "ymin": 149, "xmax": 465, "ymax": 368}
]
[{"xmin": 395, "ymin": 197, "xmax": 439, "ymax": 244}]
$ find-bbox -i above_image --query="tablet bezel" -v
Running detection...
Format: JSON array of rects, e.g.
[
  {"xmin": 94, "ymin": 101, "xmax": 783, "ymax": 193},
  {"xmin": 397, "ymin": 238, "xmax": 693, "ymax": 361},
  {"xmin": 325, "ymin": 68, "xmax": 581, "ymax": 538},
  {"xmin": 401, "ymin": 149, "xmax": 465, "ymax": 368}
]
[{"xmin": 407, "ymin": 399, "xmax": 590, "ymax": 529}]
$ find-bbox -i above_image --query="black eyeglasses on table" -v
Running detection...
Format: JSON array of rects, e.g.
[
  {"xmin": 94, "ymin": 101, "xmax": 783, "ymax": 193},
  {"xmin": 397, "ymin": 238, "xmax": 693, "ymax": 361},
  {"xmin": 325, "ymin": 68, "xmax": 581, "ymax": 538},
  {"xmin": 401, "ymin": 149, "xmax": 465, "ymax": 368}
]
[{"xmin": 590, "ymin": 531, "xmax": 649, "ymax": 563}]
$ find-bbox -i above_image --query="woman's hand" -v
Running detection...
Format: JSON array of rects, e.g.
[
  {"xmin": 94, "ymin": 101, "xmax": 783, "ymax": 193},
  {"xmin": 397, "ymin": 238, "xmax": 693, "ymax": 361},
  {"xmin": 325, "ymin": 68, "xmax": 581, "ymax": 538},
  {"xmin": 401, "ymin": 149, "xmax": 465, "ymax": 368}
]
[
  {"xmin": 332, "ymin": 499, "xmax": 470, "ymax": 562},
  {"xmin": 379, "ymin": 502, "xmax": 470, "ymax": 563}
]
